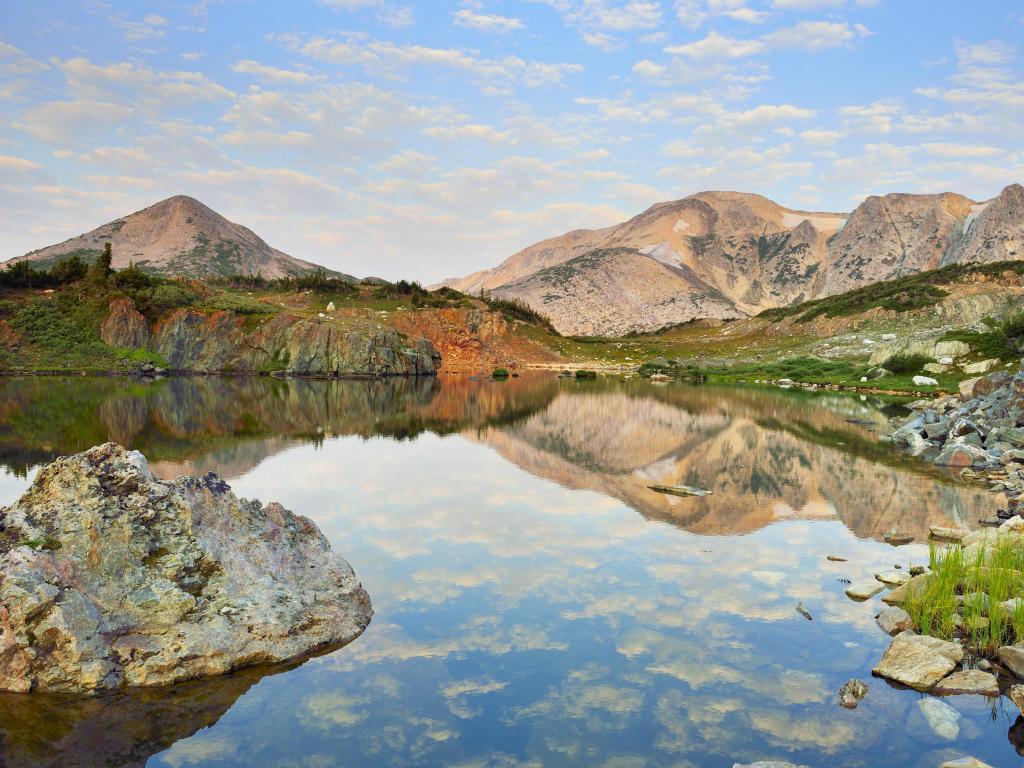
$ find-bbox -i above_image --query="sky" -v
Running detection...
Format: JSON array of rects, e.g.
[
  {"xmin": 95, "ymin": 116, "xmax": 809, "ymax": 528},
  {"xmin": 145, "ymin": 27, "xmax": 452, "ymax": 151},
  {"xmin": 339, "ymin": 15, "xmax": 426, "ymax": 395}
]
[{"xmin": 1, "ymin": 1, "xmax": 1023, "ymax": 282}]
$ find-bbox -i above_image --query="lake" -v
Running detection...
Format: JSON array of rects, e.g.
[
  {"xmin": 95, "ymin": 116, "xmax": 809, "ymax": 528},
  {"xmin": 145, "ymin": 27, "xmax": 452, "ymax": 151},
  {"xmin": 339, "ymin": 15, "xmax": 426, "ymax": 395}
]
[{"xmin": 0, "ymin": 373, "xmax": 1020, "ymax": 767}]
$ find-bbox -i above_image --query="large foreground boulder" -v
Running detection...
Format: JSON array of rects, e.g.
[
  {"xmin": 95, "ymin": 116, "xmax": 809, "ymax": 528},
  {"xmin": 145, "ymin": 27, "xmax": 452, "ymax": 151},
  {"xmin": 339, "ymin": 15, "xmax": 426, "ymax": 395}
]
[{"xmin": 0, "ymin": 443, "xmax": 371, "ymax": 694}]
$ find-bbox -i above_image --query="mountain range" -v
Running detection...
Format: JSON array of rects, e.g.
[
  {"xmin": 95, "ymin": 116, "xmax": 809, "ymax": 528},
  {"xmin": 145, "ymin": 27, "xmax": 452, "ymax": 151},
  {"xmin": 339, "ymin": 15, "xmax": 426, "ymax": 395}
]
[
  {"xmin": 7, "ymin": 185, "xmax": 1024, "ymax": 337},
  {"xmin": 440, "ymin": 184, "xmax": 1024, "ymax": 336},
  {"xmin": 8, "ymin": 195, "xmax": 334, "ymax": 279}
]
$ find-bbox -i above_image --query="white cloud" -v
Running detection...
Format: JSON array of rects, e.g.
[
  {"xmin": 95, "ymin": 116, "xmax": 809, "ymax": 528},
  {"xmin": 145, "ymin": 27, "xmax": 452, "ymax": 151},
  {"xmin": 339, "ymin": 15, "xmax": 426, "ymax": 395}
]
[
  {"xmin": 275, "ymin": 33, "xmax": 584, "ymax": 89},
  {"xmin": 453, "ymin": 10, "xmax": 524, "ymax": 33},
  {"xmin": 665, "ymin": 21, "xmax": 871, "ymax": 59},
  {"xmin": 232, "ymin": 60, "xmax": 314, "ymax": 84},
  {"xmin": 632, "ymin": 59, "xmax": 667, "ymax": 77}
]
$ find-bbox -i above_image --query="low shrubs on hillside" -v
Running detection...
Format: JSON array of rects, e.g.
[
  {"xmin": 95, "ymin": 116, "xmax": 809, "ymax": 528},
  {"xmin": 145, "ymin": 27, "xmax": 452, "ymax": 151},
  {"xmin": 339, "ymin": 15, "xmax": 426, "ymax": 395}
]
[
  {"xmin": 882, "ymin": 352, "xmax": 930, "ymax": 374},
  {"xmin": 757, "ymin": 259, "xmax": 1024, "ymax": 323},
  {"xmin": 940, "ymin": 310, "xmax": 1024, "ymax": 362}
]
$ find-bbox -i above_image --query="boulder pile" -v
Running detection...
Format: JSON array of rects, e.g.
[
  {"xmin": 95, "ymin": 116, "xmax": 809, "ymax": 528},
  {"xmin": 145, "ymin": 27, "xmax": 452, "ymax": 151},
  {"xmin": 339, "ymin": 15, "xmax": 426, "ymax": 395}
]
[{"xmin": 889, "ymin": 359, "xmax": 1024, "ymax": 514}]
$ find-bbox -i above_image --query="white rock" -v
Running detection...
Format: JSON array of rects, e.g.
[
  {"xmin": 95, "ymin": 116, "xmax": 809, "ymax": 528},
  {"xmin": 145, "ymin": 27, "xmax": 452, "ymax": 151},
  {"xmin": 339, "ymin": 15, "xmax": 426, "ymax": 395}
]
[
  {"xmin": 326, "ymin": 301, "xmax": 336, "ymax": 312},
  {"xmin": 913, "ymin": 375, "xmax": 939, "ymax": 387}
]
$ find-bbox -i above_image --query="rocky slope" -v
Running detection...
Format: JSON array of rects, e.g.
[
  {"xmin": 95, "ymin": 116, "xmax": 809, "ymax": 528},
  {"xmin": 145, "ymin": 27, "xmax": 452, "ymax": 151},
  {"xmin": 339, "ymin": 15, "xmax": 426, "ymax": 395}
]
[
  {"xmin": 95, "ymin": 297, "xmax": 441, "ymax": 376},
  {"xmin": 7, "ymin": 196, "xmax": 338, "ymax": 279},
  {"xmin": 0, "ymin": 443, "xmax": 371, "ymax": 694},
  {"xmin": 442, "ymin": 184, "xmax": 1024, "ymax": 336},
  {"xmin": 390, "ymin": 306, "xmax": 561, "ymax": 372}
]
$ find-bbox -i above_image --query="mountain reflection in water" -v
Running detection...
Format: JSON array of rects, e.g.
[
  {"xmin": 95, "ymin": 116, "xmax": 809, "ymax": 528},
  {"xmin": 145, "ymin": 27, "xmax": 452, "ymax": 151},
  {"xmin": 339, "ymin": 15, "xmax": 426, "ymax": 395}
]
[
  {"xmin": 0, "ymin": 374, "xmax": 999, "ymax": 541},
  {"xmin": 0, "ymin": 374, "xmax": 1019, "ymax": 767}
]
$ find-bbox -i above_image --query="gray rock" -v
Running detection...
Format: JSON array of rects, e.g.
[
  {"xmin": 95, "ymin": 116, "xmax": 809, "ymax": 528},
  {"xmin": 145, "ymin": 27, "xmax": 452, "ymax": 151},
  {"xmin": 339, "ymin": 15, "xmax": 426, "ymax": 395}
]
[
  {"xmin": 1010, "ymin": 684, "xmax": 1024, "ymax": 715},
  {"xmin": 883, "ymin": 528, "xmax": 915, "ymax": 546},
  {"xmin": 932, "ymin": 669, "xmax": 999, "ymax": 696},
  {"xmin": 845, "ymin": 581, "xmax": 885, "ymax": 601},
  {"xmin": 872, "ymin": 631, "xmax": 963, "ymax": 691},
  {"xmin": 998, "ymin": 644, "xmax": 1024, "ymax": 678},
  {"xmin": 876, "ymin": 606, "xmax": 914, "ymax": 635},
  {"xmin": 0, "ymin": 443, "xmax": 372, "ymax": 694},
  {"xmin": 875, "ymin": 570, "xmax": 910, "ymax": 586}
]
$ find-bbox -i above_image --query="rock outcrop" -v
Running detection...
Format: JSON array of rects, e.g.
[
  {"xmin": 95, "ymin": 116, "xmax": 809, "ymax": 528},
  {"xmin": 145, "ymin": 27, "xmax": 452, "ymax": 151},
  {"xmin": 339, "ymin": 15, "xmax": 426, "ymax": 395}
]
[
  {"xmin": 99, "ymin": 297, "xmax": 150, "ymax": 350},
  {"xmin": 0, "ymin": 443, "xmax": 371, "ymax": 694},
  {"xmin": 144, "ymin": 305, "xmax": 441, "ymax": 376},
  {"xmin": 390, "ymin": 306, "xmax": 560, "ymax": 372}
]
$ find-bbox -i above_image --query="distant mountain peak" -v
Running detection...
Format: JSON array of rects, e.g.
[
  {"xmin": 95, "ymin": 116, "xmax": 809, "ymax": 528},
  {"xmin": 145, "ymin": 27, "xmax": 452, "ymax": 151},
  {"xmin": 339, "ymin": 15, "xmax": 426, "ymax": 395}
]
[{"xmin": 8, "ymin": 195, "xmax": 338, "ymax": 279}]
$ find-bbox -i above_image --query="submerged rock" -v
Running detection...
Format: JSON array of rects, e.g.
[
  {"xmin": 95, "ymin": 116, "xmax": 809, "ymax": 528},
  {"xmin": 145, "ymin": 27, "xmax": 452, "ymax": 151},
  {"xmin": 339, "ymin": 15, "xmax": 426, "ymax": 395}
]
[
  {"xmin": 838, "ymin": 678, "xmax": 868, "ymax": 708},
  {"xmin": 883, "ymin": 528, "xmax": 914, "ymax": 546},
  {"xmin": 872, "ymin": 631, "xmax": 963, "ymax": 691},
  {"xmin": 0, "ymin": 443, "xmax": 372, "ymax": 694},
  {"xmin": 914, "ymin": 697, "xmax": 961, "ymax": 740}
]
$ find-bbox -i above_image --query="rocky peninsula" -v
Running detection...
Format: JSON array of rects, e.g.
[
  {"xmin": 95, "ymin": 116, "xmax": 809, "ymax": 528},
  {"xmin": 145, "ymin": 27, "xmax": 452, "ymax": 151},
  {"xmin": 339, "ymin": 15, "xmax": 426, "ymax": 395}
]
[{"xmin": 0, "ymin": 443, "xmax": 371, "ymax": 694}]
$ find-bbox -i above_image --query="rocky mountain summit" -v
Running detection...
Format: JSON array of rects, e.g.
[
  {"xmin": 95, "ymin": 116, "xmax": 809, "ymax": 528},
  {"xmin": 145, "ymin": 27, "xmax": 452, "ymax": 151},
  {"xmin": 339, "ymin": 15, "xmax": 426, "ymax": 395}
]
[
  {"xmin": 442, "ymin": 185, "xmax": 1024, "ymax": 336},
  {"xmin": 0, "ymin": 443, "xmax": 371, "ymax": 694},
  {"xmin": 7, "ymin": 195, "xmax": 336, "ymax": 279}
]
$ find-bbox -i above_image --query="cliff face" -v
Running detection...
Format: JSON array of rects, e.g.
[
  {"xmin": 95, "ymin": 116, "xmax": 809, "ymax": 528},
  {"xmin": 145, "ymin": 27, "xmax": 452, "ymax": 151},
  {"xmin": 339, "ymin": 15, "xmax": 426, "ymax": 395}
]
[
  {"xmin": 949, "ymin": 183, "xmax": 1024, "ymax": 265},
  {"xmin": 821, "ymin": 192, "xmax": 974, "ymax": 295},
  {"xmin": 151, "ymin": 309, "xmax": 440, "ymax": 376},
  {"xmin": 390, "ymin": 307, "xmax": 561, "ymax": 372},
  {"xmin": 442, "ymin": 184, "xmax": 1024, "ymax": 337}
]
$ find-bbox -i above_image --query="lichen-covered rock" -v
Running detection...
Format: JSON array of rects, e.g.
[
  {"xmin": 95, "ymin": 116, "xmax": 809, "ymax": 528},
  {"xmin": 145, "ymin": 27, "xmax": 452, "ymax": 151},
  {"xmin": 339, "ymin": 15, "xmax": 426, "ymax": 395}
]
[
  {"xmin": 0, "ymin": 443, "xmax": 371, "ymax": 694},
  {"xmin": 872, "ymin": 631, "xmax": 963, "ymax": 691},
  {"xmin": 100, "ymin": 297, "xmax": 150, "ymax": 350}
]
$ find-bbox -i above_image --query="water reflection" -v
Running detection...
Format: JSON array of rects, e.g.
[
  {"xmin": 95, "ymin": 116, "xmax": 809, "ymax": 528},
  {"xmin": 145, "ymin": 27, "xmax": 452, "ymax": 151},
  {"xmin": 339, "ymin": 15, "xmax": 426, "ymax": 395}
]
[
  {"xmin": 0, "ymin": 375, "xmax": 1019, "ymax": 767},
  {"xmin": 0, "ymin": 662, "xmax": 288, "ymax": 768}
]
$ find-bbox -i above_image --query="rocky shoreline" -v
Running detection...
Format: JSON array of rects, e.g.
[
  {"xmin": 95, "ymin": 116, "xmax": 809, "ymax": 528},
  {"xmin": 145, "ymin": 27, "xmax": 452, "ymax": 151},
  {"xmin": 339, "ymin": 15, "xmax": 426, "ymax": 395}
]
[
  {"xmin": 0, "ymin": 443, "xmax": 371, "ymax": 694},
  {"xmin": 888, "ymin": 360, "xmax": 1024, "ymax": 513}
]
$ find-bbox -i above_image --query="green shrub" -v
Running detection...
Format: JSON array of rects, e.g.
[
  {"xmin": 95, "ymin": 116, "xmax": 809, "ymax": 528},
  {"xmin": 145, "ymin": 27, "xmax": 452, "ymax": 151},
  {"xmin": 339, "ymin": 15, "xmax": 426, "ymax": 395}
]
[
  {"xmin": 574, "ymin": 369, "xmax": 597, "ymax": 380},
  {"xmin": 492, "ymin": 368, "xmax": 510, "ymax": 378},
  {"xmin": 883, "ymin": 352, "xmax": 931, "ymax": 374},
  {"xmin": 202, "ymin": 293, "xmax": 278, "ymax": 315}
]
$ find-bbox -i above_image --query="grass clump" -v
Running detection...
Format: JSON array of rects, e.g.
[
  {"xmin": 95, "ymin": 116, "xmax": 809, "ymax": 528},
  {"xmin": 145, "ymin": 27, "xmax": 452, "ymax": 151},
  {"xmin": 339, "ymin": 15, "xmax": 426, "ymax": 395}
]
[
  {"xmin": 883, "ymin": 352, "xmax": 931, "ymax": 374},
  {"xmin": 906, "ymin": 537, "xmax": 1024, "ymax": 656},
  {"xmin": 575, "ymin": 369, "xmax": 598, "ymax": 380},
  {"xmin": 492, "ymin": 368, "xmax": 510, "ymax": 379}
]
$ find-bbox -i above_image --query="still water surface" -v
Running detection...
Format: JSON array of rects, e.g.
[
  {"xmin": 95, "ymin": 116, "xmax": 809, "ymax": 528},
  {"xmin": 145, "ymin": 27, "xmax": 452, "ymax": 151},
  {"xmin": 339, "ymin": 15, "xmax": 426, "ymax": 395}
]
[{"xmin": 0, "ymin": 374, "xmax": 1021, "ymax": 767}]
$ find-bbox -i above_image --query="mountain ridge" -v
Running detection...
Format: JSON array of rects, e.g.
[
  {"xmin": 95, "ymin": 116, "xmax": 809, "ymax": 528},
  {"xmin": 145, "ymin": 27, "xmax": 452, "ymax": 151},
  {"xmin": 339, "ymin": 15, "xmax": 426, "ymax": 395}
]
[
  {"xmin": 440, "ymin": 185, "xmax": 1024, "ymax": 336},
  {"xmin": 7, "ymin": 195, "xmax": 342, "ymax": 280}
]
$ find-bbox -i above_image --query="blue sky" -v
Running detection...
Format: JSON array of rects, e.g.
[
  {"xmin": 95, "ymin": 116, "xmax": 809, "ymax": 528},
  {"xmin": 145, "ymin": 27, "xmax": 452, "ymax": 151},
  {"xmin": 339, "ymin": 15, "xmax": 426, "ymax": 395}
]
[{"xmin": 1, "ymin": 1, "xmax": 1022, "ymax": 281}]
